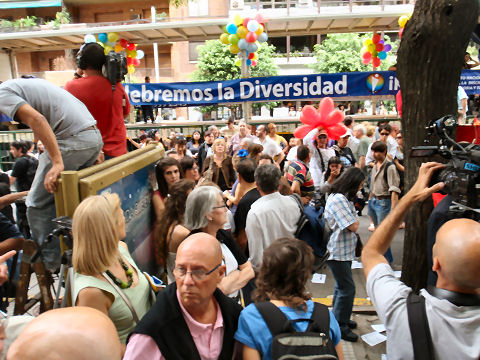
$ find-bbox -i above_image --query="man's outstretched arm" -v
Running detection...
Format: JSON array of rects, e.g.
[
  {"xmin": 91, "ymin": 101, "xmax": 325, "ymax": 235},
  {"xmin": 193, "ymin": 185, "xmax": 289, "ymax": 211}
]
[{"xmin": 362, "ymin": 162, "xmax": 446, "ymax": 278}]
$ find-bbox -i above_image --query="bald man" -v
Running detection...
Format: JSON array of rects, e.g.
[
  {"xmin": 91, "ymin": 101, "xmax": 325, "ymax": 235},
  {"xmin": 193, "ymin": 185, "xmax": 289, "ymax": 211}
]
[
  {"xmin": 362, "ymin": 162, "xmax": 480, "ymax": 360},
  {"xmin": 7, "ymin": 307, "xmax": 121, "ymax": 360},
  {"xmin": 124, "ymin": 233, "xmax": 242, "ymax": 360}
]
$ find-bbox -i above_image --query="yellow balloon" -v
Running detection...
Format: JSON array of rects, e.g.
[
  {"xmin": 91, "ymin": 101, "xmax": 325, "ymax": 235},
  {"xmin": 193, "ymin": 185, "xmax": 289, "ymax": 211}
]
[
  {"xmin": 252, "ymin": 52, "xmax": 258, "ymax": 60},
  {"xmin": 235, "ymin": 59, "xmax": 242, "ymax": 67},
  {"xmin": 220, "ymin": 33, "xmax": 230, "ymax": 44},
  {"xmin": 114, "ymin": 44, "xmax": 123, "ymax": 52},
  {"xmin": 233, "ymin": 14, "xmax": 243, "ymax": 26},
  {"xmin": 130, "ymin": 50, "xmax": 137, "ymax": 58},
  {"xmin": 128, "ymin": 64, "xmax": 135, "ymax": 74},
  {"xmin": 230, "ymin": 44, "xmax": 240, "ymax": 54},
  {"xmin": 365, "ymin": 39, "xmax": 373, "ymax": 46},
  {"xmin": 236, "ymin": 26, "xmax": 248, "ymax": 39},
  {"xmin": 104, "ymin": 45, "xmax": 113, "ymax": 54},
  {"xmin": 367, "ymin": 43, "xmax": 376, "ymax": 53},
  {"xmin": 398, "ymin": 15, "xmax": 409, "ymax": 28},
  {"xmin": 97, "ymin": 41, "xmax": 105, "ymax": 47},
  {"xmin": 107, "ymin": 32, "xmax": 119, "ymax": 43},
  {"xmin": 255, "ymin": 24, "xmax": 264, "ymax": 36}
]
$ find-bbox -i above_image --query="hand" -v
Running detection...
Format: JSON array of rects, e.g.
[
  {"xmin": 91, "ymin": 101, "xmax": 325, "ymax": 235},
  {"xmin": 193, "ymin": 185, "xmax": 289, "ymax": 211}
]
[
  {"xmin": 95, "ymin": 151, "xmax": 105, "ymax": 165},
  {"xmin": 0, "ymin": 250, "xmax": 16, "ymax": 286},
  {"xmin": 44, "ymin": 162, "xmax": 64, "ymax": 193},
  {"xmin": 407, "ymin": 162, "xmax": 445, "ymax": 202}
]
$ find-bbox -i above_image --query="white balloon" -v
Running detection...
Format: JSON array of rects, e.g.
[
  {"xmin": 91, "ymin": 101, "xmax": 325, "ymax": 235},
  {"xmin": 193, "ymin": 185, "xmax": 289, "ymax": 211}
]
[
  {"xmin": 247, "ymin": 19, "xmax": 259, "ymax": 32},
  {"xmin": 84, "ymin": 34, "xmax": 96, "ymax": 44},
  {"xmin": 136, "ymin": 50, "xmax": 145, "ymax": 60}
]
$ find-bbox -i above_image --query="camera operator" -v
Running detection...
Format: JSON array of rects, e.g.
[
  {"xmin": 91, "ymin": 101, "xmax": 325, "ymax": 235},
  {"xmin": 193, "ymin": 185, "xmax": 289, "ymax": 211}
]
[
  {"xmin": 65, "ymin": 43, "xmax": 130, "ymax": 161},
  {"xmin": 362, "ymin": 162, "xmax": 480, "ymax": 360}
]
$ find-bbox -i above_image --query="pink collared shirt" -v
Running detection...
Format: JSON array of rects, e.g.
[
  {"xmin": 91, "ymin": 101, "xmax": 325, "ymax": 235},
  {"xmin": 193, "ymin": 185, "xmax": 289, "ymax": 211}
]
[{"xmin": 123, "ymin": 290, "xmax": 224, "ymax": 360}]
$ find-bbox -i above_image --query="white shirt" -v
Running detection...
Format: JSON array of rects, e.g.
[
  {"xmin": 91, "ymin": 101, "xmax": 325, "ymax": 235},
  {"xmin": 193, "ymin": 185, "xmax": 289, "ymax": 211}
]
[
  {"xmin": 254, "ymin": 136, "xmax": 282, "ymax": 158},
  {"xmin": 246, "ymin": 192, "xmax": 300, "ymax": 269},
  {"xmin": 365, "ymin": 137, "xmax": 398, "ymax": 164},
  {"xmin": 347, "ymin": 135, "xmax": 360, "ymax": 154},
  {"xmin": 367, "ymin": 263, "xmax": 480, "ymax": 360},
  {"xmin": 303, "ymin": 128, "xmax": 336, "ymax": 186}
]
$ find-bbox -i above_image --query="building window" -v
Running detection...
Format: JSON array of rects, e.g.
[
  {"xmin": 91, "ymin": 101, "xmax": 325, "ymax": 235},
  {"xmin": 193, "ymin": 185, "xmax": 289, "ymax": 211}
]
[
  {"xmin": 189, "ymin": 41, "xmax": 203, "ymax": 62},
  {"xmin": 188, "ymin": 0, "xmax": 208, "ymax": 16}
]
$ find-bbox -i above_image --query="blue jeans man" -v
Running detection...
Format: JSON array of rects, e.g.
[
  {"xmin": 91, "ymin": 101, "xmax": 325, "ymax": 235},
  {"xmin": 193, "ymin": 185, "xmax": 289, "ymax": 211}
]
[{"xmin": 368, "ymin": 197, "xmax": 394, "ymax": 263}]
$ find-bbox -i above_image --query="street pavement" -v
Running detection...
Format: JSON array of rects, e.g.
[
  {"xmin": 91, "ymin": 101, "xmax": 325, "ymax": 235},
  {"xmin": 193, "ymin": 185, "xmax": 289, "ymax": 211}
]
[{"xmin": 307, "ymin": 212, "xmax": 405, "ymax": 360}]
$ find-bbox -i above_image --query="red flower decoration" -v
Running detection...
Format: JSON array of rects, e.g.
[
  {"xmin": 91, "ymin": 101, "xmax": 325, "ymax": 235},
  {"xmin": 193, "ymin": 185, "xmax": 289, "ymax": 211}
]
[{"xmin": 293, "ymin": 98, "xmax": 347, "ymax": 140}]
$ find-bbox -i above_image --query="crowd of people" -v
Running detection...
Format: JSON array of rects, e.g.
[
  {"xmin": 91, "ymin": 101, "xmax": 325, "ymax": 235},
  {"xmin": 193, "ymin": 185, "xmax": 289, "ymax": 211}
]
[{"xmin": 0, "ymin": 42, "xmax": 477, "ymax": 360}]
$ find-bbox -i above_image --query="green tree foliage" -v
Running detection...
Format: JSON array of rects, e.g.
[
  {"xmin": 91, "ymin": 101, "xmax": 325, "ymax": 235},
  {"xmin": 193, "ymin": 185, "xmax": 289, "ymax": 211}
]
[
  {"xmin": 310, "ymin": 33, "xmax": 398, "ymax": 73},
  {"xmin": 191, "ymin": 40, "xmax": 279, "ymax": 113}
]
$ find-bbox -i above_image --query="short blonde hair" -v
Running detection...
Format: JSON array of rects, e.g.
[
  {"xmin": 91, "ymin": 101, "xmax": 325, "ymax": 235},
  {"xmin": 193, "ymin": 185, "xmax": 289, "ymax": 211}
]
[
  {"xmin": 72, "ymin": 193, "xmax": 121, "ymax": 275},
  {"xmin": 212, "ymin": 138, "xmax": 226, "ymax": 157}
]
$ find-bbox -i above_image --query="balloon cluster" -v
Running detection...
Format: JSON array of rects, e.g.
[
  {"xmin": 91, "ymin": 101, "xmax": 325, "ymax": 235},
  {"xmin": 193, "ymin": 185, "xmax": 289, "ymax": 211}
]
[
  {"xmin": 398, "ymin": 14, "xmax": 411, "ymax": 39},
  {"xmin": 361, "ymin": 34, "xmax": 392, "ymax": 68},
  {"xmin": 84, "ymin": 33, "xmax": 145, "ymax": 75},
  {"xmin": 293, "ymin": 98, "xmax": 346, "ymax": 140},
  {"xmin": 219, "ymin": 13, "xmax": 268, "ymax": 67}
]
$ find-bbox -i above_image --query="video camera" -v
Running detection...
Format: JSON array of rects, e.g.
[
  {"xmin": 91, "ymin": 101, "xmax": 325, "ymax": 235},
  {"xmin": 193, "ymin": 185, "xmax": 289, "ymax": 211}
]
[
  {"xmin": 103, "ymin": 51, "xmax": 128, "ymax": 91},
  {"xmin": 411, "ymin": 115, "xmax": 480, "ymax": 211}
]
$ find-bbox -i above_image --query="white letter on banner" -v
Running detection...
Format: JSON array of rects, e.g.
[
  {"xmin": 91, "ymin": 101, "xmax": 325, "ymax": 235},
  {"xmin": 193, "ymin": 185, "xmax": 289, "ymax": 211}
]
[
  {"xmin": 272, "ymin": 83, "xmax": 284, "ymax": 98},
  {"xmin": 142, "ymin": 84, "xmax": 153, "ymax": 102},
  {"xmin": 224, "ymin": 87, "xmax": 235, "ymax": 100},
  {"xmin": 173, "ymin": 89, "xmax": 191, "ymax": 102},
  {"xmin": 334, "ymin": 75, "xmax": 347, "ymax": 94},
  {"xmin": 323, "ymin": 81, "xmax": 333, "ymax": 95},
  {"xmin": 204, "ymin": 88, "xmax": 213, "ymax": 101},
  {"xmin": 192, "ymin": 89, "xmax": 203, "ymax": 102},
  {"xmin": 284, "ymin": 83, "xmax": 293, "ymax": 96},
  {"xmin": 218, "ymin": 83, "xmax": 223, "ymax": 100},
  {"xmin": 293, "ymin": 83, "xmax": 302, "ymax": 97},
  {"xmin": 240, "ymin": 82, "xmax": 254, "ymax": 99},
  {"xmin": 130, "ymin": 90, "xmax": 140, "ymax": 102},
  {"xmin": 309, "ymin": 76, "xmax": 322, "ymax": 96},
  {"xmin": 154, "ymin": 89, "xmax": 162, "ymax": 102},
  {"xmin": 162, "ymin": 89, "xmax": 173, "ymax": 102},
  {"xmin": 260, "ymin": 84, "xmax": 273, "ymax": 97}
]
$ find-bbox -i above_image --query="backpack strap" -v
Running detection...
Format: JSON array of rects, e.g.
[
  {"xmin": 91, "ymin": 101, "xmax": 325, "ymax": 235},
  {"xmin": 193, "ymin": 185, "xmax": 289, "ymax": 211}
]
[
  {"xmin": 255, "ymin": 301, "xmax": 296, "ymax": 336},
  {"xmin": 306, "ymin": 302, "xmax": 331, "ymax": 335},
  {"xmin": 406, "ymin": 292, "xmax": 434, "ymax": 360},
  {"xmin": 383, "ymin": 161, "xmax": 395, "ymax": 185}
]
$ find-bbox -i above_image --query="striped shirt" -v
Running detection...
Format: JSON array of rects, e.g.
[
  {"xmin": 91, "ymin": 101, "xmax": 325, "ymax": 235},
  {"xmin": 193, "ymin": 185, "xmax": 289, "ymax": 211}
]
[
  {"xmin": 285, "ymin": 160, "xmax": 315, "ymax": 198},
  {"xmin": 325, "ymin": 193, "xmax": 358, "ymax": 261}
]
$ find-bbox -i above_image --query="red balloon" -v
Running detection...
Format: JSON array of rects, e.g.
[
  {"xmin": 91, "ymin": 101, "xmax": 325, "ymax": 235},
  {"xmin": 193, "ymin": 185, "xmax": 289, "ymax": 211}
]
[
  {"xmin": 294, "ymin": 125, "xmax": 315, "ymax": 139},
  {"xmin": 376, "ymin": 43, "xmax": 384, "ymax": 52},
  {"xmin": 127, "ymin": 57, "xmax": 133, "ymax": 65},
  {"xmin": 362, "ymin": 52, "xmax": 372, "ymax": 61},
  {"xmin": 246, "ymin": 32, "xmax": 257, "ymax": 43},
  {"xmin": 248, "ymin": 52, "xmax": 255, "ymax": 59},
  {"xmin": 127, "ymin": 43, "xmax": 136, "ymax": 51},
  {"xmin": 372, "ymin": 34, "xmax": 381, "ymax": 44},
  {"xmin": 299, "ymin": 105, "xmax": 320, "ymax": 126},
  {"xmin": 399, "ymin": 27, "xmax": 404, "ymax": 38},
  {"xmin": 362, "ymin": 58, "xmax": 371, "ymax": 65},
  {"xmin": 133, "ymin": 58, "xmax": 140, "ymax": 66},
  {"xmin": 251, "ymin": 60, "xmax": 257, "ymax": 67},
  {"xmin": 243, "ymin": 17, "xmax": 251, "ymax": 28},
  {"xmin": 372, "ymin": 57, "xmax": 381, "ymax": 67},
  {"xmin": 119, "ymin": 39, "xmax": 128, "ymax": 48}
]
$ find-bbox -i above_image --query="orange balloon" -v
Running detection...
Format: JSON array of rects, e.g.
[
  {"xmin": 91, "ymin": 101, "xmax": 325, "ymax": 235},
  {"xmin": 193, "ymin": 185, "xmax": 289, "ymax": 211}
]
[{"xmin": 255, "ymin": 24, "xmax": 264, "ymax": 36}]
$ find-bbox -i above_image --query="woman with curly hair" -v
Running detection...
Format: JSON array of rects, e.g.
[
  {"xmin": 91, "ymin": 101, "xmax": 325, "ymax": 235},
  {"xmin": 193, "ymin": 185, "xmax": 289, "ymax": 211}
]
[
  {"xmin": 234, "ymin": 238, "xmax": 343, "ymax": 360},
  {"xmin": 155, "ymin": 179, "xmax": 195, "ymax": 284},
  {"xmin": 201, "ymin": 137, "xmax": 235, "ymax": 191}
]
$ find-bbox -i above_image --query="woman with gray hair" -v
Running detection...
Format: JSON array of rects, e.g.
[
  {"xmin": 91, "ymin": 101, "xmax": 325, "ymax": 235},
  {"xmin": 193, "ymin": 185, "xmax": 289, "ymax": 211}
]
[{"xmin": 184, "ymin": 185, "xmax": 254, "ymax": 299}]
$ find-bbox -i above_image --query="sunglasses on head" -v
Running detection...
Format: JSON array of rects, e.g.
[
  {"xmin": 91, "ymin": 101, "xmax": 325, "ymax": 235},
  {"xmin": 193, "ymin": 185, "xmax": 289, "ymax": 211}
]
[
  {"xmin": 317, "ymin": 134, "xmax": 328, "ymax": 139},
  {"xmin": 380, "ymin": 132, "xmax": 390, "ymax": 136}
]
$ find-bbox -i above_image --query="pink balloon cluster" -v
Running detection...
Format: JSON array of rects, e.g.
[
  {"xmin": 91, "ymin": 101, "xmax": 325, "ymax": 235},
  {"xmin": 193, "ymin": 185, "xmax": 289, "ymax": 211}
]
[{"xmin": 361, "ymin": 34, "xmax": 392, "ymax": 68}]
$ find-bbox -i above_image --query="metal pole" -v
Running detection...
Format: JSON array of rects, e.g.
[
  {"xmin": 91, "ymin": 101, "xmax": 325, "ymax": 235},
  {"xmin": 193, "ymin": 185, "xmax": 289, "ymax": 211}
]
[
  {"xmin": 151, "ymin": 6, "xmax": 160, "ymax": 83},
  {"xmin": 239, "ymin": 50, "xmax": 251, "ymax": 124}
]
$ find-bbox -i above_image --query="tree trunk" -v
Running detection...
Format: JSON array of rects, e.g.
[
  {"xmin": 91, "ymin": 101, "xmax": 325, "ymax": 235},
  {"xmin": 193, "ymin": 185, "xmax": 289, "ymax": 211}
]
[{"xmin": 397, "ymin": 0, "xmax": 478, "ymax": 291}]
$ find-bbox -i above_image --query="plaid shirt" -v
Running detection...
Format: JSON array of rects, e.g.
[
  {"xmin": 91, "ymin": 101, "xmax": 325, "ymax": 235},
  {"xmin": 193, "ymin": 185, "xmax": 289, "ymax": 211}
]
[{"xmin": 325, "ymin": 193, "xmax": 358, "ymax": 261}]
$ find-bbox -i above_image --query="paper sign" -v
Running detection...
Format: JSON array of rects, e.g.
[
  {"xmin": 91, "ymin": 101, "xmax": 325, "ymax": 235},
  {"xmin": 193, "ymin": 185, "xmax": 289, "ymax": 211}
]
[
  {"xmin": 351, "ymin": 260, "xmax": 363, "ymax": 269},
  {"xmin": 361, "ymin": 331, "xmax": 387, "ymax": 346},
  {"xmin": 311, "ymin": 273, "xmax": 326, "ymax": 283},
  {"xmin": 371, "ymin": 324, "xmax": 386, "ymax": 333}
]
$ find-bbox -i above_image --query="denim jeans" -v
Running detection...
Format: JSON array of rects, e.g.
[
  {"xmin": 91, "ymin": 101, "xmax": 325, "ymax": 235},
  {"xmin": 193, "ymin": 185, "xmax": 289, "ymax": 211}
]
[
  {"xmin": 327, "ymin": 260, "xmax": 355, "ymax": 327},
  {"xmin": 368, "ymin": 197, "xmax": 393, "ymax": 263},
  {"xmin": 26, "ymin": 129, "xmax": 102, "ymax": 271}
]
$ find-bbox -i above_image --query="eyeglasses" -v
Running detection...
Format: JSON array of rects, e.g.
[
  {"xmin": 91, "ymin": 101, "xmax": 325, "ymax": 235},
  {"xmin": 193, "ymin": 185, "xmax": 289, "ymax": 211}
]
[
  {"xmin": 173, "ymin": 263, "xmax": 221, "ymax": 281},
  {"xmin": 317, "ymin": 134, "xmax": 328, "ymax": 139},
  {"xmin": 380, "ymin": 132, "xmax": 390, "ymax": 136},
  {"xmin": 213, "ymin": 204, "xmax": 227, "ymax": 209},
  {"xmin": 396, "ymin": 136, "xmax": 402, "ymax": 139}
]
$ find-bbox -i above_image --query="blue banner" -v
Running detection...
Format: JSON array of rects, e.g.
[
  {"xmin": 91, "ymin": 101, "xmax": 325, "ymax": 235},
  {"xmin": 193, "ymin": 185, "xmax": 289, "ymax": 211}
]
[{"xmin": 125, "ymin": 70, "xmax": 480, "ymax": 107}]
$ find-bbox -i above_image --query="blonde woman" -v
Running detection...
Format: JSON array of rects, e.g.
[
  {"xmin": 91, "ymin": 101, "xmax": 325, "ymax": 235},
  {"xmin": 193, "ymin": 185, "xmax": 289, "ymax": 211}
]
[
  {"xmin": 72, "ymin": 193, "xmax": 151, "ymax": 344},
  {"xmin": 201, "ymin": 137, "xmax": 235, "ymax": 191},
  {"xmin": 267, "ymin": 122, "xmax": 288, "ymax": 149}
]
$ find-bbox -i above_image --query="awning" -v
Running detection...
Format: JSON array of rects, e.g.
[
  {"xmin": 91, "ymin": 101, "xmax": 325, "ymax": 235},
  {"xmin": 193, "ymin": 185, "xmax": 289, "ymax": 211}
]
[{"xmin": 0, "ymin": 0, "xmax": 61, "ymax": 9}]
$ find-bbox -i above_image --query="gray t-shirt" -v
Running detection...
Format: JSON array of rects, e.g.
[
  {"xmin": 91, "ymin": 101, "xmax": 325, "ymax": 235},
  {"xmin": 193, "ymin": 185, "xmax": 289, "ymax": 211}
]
[
  {"xmin": 0, "ymin": 78, "xmax": 95, "ymax": 139},
  {"xmin": 367, "ymin": 263, "xmax": 480, "ymax": 360}
]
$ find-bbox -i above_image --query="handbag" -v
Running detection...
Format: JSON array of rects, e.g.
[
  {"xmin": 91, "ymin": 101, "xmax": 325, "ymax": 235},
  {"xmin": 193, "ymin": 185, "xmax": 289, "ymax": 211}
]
[
  {"xmin": 198, "ymin": 157, "xmax": 215, "ymax": 185},
  {"xmin": 354, "ymin": 233, "xmax": 363, "ymax": 257}
]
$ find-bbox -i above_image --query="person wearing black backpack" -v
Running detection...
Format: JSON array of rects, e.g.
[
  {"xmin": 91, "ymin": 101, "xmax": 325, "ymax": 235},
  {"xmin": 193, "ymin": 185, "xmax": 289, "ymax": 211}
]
[
  {"xmin": 235, "ymin": 238, "xmax": 343, "ymax": 360},
  {"xmin": 362, "ymin": 162, "xmax": 480, "ymax": 360}
]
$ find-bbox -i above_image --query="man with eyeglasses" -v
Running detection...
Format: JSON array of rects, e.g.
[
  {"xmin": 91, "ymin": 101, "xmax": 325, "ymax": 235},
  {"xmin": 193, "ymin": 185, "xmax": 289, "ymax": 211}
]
[{"xmin": 124, "ymin": 233, "xmax": 242, "ymax": 360}]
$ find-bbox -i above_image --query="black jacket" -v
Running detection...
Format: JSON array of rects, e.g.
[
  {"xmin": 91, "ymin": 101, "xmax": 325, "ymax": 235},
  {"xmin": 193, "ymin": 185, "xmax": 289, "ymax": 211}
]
[{"xmin": 197, "ymin": 142, "xmax": 211, "ymax": 171}]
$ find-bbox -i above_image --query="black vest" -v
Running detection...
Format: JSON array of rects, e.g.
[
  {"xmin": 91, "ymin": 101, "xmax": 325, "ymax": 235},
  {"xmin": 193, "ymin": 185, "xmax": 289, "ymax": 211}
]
[{"xmin": 128, "ymin": 283, "xmax": 242, "ymax": 360}]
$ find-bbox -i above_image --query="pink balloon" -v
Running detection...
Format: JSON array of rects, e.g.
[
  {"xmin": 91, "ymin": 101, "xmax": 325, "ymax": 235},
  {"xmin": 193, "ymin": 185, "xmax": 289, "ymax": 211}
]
[
  {"xmin": 362, "ymin": 58, "xmax": 371, "ymax": 65},
  {"xmin": 299, "ymin": 105, "xmax": 320, "ymax": 126},
  {"xmin": 294, "ymin": 125, "xmax": 315, "ymax": 139},
  {"xmin": 255, "ymin": 13, "xmax": 265, "ymax": 24},
  {"xmin": 318, "ymin": 97, "xmax": 335, "ymax": 121}
]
